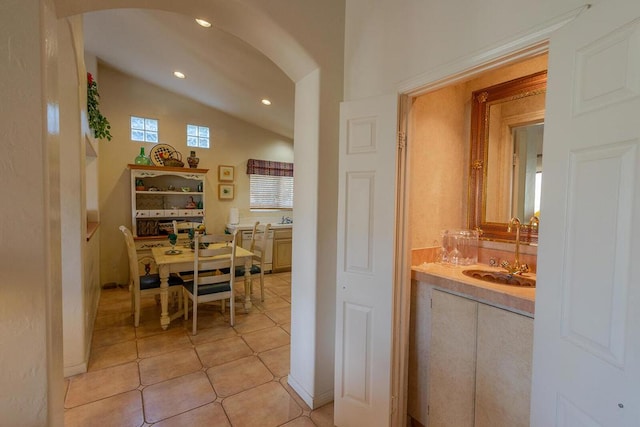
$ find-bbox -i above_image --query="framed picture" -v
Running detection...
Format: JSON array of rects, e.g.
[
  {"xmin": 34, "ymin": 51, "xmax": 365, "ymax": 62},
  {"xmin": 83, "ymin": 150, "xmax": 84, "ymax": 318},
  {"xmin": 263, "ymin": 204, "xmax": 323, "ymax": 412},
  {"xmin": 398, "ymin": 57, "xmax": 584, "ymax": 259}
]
[
  {"xmin": 218, "ymin": 184, "xmax": 235, "ymax": 200},
  {"xmin": 218, "ymin": 165, "xmax": 235, "ymax": 182}
]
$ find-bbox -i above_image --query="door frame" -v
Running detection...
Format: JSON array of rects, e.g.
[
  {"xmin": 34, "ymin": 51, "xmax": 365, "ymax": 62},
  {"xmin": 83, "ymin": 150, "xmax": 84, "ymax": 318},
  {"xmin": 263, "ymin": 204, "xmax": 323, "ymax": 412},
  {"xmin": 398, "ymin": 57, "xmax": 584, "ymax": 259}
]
[{"xmin": 390, "ymin": 6, "xmax": 588, "ymax": 426}]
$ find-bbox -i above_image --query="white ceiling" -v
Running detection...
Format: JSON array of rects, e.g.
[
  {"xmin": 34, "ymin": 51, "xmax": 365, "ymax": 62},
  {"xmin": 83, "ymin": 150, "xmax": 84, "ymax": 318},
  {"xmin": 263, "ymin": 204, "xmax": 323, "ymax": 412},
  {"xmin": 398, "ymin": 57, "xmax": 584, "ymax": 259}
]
[{"xmin": 83, "ymin": 9, "xmax": 295, "ymax": 139}]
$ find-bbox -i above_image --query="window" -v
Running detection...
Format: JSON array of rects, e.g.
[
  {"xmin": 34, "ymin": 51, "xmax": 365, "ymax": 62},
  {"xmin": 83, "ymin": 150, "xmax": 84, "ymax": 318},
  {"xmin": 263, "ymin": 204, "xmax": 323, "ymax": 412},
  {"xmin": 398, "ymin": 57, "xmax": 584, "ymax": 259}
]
[
  {"xmin": 187, "ymin": 124, "xmax": 210, "ymax": 148},
  {"xmin": 130, "ymin": 116, "xmax": 158, "ymax": 142},
  {"xmin": 247, "ymin": 159, "xmax": 294, "ymax": 210}
]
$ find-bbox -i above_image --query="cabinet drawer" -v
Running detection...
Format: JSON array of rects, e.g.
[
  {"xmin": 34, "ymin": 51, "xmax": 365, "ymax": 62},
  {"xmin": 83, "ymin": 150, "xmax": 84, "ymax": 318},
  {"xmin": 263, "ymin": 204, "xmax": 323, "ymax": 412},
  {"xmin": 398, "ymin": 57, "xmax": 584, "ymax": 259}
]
[
  {"xmin": 274, "ymin": 229, "xmax": 292, "ymax": 239},
  {"xmin": 149, "ymin": 210, "xmax": 165, "ymax": 217},
  {"xmin": 192, "ymin": 209, "xmax": 204, "ymax": 216},
  {"xmin": 165, "ymin": 210, "xmax": 180, "ymax": 217},
  {"xmin": 179, "ymin": 209, "xmax": 194, "ymax": 217},
  {"xmin": 136, "ymin": 210, "xmax": 150, "ymax": 218}
]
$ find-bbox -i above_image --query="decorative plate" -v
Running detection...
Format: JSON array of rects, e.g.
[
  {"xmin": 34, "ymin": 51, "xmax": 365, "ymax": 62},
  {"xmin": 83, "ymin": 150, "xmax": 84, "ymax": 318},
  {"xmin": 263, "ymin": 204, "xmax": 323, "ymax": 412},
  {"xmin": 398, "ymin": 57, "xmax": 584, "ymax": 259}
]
[{"xmin": 149, "ymin": 143, "xmax": 178, "ymax": 166}]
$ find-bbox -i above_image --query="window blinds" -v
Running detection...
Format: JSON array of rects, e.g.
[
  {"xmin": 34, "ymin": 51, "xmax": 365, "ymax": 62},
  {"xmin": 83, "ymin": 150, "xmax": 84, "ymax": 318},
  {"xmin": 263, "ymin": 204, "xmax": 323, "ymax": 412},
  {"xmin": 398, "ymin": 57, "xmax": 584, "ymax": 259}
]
[{"xmin": 247, "ymin": 159, "xmax": 294, "ymax": 209}]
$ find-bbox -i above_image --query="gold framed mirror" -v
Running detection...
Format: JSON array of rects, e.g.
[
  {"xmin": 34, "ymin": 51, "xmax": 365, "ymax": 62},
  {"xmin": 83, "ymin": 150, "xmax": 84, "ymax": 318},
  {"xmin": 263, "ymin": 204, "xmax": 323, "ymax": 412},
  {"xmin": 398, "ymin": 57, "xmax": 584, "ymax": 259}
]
[{"xmin": 468, "ymin": 70, "xmax": 547, "ymax": 244}]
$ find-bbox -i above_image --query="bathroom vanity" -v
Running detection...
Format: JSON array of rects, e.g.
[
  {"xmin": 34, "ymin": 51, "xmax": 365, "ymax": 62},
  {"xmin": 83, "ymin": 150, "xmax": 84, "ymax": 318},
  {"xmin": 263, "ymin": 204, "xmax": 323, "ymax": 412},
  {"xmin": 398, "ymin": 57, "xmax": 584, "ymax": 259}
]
[{"xmin": 410, "ymin": 263, "xmax": 535, "ymax": 427}]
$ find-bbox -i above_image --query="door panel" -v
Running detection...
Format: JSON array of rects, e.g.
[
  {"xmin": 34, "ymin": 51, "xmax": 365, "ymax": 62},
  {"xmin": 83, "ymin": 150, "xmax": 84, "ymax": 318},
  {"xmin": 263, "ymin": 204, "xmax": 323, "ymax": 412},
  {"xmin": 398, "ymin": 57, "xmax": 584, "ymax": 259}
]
[
  {"xmin": 475, "ymin": 304, "xmax": 533, "ymax": 427},
  {"xmin": 428, "ymin": 290, "xmax": 477, "ymax": 427},
  {"xmin": 531, "ymin": 1, "xmax": 640, "ymax": 425},
  {"xmin": 562, "ymin": 143, "xmax": 636, "ymax": 368},
  {"xmin": 335, "ymin": 93, "xmax": 398, "ymax": 426}
]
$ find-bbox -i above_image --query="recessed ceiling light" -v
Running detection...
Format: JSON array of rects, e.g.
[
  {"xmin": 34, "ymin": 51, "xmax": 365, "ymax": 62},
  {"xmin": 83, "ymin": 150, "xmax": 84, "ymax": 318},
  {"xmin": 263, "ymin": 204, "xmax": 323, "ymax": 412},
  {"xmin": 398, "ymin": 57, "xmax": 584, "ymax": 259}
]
[
  {"xmin": 261, "ymin": 99, "xmax": 272, "ymax": 106},
  {"xmin": 173, "ymin": 71, "xmax": 186, "ymax": 79},
  {"xmin": 195, "ymin": 18, "xmax": 212, "ymax": 28}
]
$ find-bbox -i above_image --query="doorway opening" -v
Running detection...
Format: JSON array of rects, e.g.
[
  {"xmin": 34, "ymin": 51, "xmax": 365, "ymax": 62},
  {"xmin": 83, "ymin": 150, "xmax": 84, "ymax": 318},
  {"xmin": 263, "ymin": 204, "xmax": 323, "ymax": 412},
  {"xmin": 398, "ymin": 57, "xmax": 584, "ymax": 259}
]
[{"xmin": 398, "ymin": 52, "xmax": 548, "ymax": 426}]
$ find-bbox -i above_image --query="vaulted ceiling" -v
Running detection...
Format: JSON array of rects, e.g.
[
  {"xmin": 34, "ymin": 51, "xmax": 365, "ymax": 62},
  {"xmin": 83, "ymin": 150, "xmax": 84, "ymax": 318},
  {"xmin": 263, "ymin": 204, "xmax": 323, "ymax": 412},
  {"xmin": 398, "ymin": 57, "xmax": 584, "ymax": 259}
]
[{"xmin": 83, "ymin": 9, "xmax": 296, "ymax": 139}]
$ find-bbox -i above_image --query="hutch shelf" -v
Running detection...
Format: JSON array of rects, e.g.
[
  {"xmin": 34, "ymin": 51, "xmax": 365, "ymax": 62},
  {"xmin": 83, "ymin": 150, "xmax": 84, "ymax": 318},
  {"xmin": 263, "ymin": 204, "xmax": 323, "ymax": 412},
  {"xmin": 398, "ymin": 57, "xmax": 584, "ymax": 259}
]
[{"xmin": 128, "ymin": 164, "xmax": 208, "ymax": 240}]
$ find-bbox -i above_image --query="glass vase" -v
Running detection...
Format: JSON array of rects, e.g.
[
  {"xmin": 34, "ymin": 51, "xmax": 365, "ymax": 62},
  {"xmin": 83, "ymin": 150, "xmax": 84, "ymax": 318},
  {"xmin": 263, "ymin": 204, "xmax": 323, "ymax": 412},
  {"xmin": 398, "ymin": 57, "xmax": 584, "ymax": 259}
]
[{"xmin": 135, "ymin": 147, "xmax": 151, "ymax": 165}]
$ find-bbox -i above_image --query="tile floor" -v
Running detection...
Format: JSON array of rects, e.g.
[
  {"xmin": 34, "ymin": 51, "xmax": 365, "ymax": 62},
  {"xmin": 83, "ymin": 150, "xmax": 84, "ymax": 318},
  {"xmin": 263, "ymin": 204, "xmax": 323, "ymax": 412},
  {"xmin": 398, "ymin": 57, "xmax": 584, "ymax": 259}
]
[{"xmin": 64, "ymin": 272, "xmax": 335, "ymax": 427}]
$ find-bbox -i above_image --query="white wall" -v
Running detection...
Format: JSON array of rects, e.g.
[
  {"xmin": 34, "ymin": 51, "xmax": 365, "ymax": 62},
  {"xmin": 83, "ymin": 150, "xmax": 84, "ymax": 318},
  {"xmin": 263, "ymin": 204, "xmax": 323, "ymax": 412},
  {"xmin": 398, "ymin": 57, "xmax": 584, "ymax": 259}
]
[
  {"xmin": 59, "ymin": 16, "xmax": 87, "ymax": 376},
  {"xmin": 289, "ymin": 70, "xmax": 321, "ymax": 404},
  {"xmin": 344, "ymin": 0, "xmax": 585, "ymax": 101},
  {"xmin": 58, "ymin": 16, "xmax": 102, "ymax": 379},
  {"xmin": 0, "ymin": 0, "xmax": 65, "ymax": 425}
]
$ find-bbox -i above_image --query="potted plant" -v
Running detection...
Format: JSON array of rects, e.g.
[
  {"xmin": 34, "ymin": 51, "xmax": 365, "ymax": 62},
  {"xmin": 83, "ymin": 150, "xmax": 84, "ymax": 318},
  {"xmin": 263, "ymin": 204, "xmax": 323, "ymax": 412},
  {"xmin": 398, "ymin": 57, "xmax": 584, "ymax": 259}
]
[{"xmin": 87, "ymin": 72, "xmax": 112, "ymax": 140}]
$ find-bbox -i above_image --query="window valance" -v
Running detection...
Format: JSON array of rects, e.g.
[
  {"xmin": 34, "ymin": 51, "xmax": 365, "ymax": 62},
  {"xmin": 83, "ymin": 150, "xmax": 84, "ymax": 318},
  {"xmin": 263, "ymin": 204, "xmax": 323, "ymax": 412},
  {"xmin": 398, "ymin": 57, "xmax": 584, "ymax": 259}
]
[{"xmin": 246, "ymin": 159, "xmax": 294, "ymax": 177}]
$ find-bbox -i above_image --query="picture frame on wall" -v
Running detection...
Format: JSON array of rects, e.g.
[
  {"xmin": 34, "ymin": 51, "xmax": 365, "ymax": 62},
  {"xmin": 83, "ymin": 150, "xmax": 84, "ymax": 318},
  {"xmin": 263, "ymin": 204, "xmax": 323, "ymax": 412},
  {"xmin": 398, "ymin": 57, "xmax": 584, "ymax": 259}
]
[
  {"xmin": 218, "ymin": 165, "xmax": 234, "ymax": 182},
  {"xmin": 218, "ymin": 184, "xmax": 235, "ymax": 200}
]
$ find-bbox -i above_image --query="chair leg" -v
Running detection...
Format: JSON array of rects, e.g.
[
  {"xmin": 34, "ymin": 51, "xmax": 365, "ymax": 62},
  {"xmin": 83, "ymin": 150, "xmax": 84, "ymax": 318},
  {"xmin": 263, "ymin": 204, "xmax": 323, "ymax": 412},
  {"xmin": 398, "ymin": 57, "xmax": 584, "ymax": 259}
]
[
  {"xmin": 134, "ymin": 289, "xmax": 141, "ymax": 327},
  {"xmin": 130, "ymin": 285, "xmax": 135, "ymax": 316},
  {"xmin": 192, "ymin": 298, "xmax": 198, "ymax": 335},
  {"xmin": 260, "ymin": 270, "xmax": 265, "ymax": 302},
  {"xmin": 221, "ymin": 299, "xmax": 226, "ymax": 314},
  {"xmin": 229, "ymin": 293, "xmax": 235, "ymax": 326},
  {"xmin": 183, "ymin": 288, "xmax": 189, "ymax": 321}
]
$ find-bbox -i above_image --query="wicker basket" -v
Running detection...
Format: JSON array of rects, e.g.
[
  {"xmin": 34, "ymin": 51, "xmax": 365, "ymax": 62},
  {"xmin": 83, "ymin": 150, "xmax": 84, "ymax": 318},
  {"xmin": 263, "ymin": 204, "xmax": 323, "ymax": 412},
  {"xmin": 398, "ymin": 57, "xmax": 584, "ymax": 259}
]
[{"xmin": 163, "ymin": 158, "xmax": 184, "ymax": 167}]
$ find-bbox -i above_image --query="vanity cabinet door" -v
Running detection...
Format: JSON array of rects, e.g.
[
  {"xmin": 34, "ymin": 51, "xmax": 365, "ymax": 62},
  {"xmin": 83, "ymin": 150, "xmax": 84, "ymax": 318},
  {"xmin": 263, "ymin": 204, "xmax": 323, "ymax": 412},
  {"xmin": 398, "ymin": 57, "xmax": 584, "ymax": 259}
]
[
  {"xmin": 475, "ymin": 304, "xmax": 533, "ymax": 427},
  {"xmin": 428, "ymin": 290, "xmax": 478, "ymax": 427}
]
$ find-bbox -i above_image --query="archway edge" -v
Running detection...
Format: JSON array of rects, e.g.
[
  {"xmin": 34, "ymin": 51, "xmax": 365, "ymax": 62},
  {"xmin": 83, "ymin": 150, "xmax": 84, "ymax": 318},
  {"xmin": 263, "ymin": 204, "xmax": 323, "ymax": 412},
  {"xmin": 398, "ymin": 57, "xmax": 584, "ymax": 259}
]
[{"xmin": 54, "ymin": 0, "xmax": 318, "ymax": 82}]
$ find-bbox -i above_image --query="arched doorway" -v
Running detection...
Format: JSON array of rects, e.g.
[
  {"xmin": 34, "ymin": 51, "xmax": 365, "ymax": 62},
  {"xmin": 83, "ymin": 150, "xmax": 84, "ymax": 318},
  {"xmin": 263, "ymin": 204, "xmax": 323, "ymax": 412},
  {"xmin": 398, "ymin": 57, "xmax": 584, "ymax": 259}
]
[{"xmin": 0, "ymin": 2, "xmax": 344, "ymax": 424}]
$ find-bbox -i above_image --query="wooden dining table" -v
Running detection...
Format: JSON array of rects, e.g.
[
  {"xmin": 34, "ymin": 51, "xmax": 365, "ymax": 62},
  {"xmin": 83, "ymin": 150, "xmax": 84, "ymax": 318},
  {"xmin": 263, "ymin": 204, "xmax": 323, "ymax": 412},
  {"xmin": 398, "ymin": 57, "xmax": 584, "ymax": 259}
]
[{"xmin": 151, "ymin": 243, "xmax": 255, "ymax": 330}]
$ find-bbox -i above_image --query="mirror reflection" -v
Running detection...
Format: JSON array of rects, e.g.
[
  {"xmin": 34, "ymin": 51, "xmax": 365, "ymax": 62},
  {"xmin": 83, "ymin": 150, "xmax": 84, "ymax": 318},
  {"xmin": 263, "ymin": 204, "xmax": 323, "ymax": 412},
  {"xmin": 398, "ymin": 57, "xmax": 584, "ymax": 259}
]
[{"xmin": 485, "ymin": 91, "xmax": 545, "ymax": 223}]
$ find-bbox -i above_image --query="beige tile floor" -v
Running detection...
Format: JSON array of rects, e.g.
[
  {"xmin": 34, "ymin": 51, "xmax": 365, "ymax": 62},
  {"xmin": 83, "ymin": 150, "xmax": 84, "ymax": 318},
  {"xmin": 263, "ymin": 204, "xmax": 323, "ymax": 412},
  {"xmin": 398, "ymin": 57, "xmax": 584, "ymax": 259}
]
[{"xmin": 64, "ymin": 272, "xmax": 335, "ymax": 427}]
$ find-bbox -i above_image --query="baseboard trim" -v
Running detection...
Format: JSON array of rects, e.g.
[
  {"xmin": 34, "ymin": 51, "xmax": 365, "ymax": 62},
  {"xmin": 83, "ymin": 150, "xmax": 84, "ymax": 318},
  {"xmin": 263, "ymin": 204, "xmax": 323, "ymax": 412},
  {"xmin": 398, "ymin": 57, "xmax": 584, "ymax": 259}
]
[
  {"xmin": 287, "ymin": 374, "xmax": 334, "ymax": 409},
  {"xmin": 64, "ymin": 361, "xmax": 87, "ymax": 378}
]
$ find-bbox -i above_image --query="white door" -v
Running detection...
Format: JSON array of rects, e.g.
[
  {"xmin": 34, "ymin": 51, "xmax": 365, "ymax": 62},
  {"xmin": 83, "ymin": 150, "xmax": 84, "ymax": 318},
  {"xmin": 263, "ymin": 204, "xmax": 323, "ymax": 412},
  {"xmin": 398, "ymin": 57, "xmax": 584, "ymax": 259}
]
[
  {"xmin": 531, "ymin": 1, "xmax": 640, "ymax": 425},
  {"xmin": 334, "ymin": 93, "xmax": 399, "ymax": 426}
]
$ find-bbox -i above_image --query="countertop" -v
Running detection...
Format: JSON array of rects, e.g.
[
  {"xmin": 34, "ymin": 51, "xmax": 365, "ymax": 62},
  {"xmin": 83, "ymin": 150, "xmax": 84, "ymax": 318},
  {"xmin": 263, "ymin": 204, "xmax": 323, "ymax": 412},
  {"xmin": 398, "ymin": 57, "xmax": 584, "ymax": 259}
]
[
  {"xmin": 226, "ymin": 223, "xmax": 293, "ymax": 231},
  {"xmin": 411, "ymin": 263, "xmax": 536, "ymax": 317}
]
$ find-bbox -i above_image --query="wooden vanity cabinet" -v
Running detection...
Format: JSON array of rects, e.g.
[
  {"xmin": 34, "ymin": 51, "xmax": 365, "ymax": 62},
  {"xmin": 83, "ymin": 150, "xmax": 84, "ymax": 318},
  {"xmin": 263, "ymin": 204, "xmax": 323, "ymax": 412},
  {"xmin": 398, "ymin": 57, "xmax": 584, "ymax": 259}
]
[{"xmin": 428, "ymin": 289, "xmax": 533, "ymax": 427}]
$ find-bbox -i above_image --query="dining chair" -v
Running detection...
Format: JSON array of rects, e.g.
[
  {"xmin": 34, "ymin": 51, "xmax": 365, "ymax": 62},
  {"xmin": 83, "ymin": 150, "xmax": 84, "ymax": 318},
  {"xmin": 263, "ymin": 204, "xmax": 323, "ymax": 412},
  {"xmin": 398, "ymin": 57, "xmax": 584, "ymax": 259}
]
[
  {"xmin": 119, "ymin": 225, "xmax": 184, "ymax": 327},
  {"xmin": 236, "ymin": 222, "xmax": 271, "ymax": 302},
  {"xmin": 172, "ymin": 219, "xmax": 203, "ymax": 236},
  {"xmin": 171, "ymin": 219, "xmax": 205, "ymax": 280},
  {"xmin": 183, "ymin": 231, "xmax": 238, "ymax": 334}
]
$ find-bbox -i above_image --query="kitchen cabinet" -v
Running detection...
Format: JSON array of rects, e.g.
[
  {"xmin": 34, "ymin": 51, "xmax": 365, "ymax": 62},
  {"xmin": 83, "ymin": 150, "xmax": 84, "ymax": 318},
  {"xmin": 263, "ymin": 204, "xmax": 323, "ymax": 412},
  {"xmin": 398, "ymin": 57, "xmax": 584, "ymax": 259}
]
[
  {"xmin": 428, "ymin": 289, "xmax": 533, "ymax": 427},
  {"xmin": 128, "ymin": 164, "xmax": 208, "ymax": 238},
  {"xmin": 272, "ymin": 228, "xmax": 292, "ymax": 272}
]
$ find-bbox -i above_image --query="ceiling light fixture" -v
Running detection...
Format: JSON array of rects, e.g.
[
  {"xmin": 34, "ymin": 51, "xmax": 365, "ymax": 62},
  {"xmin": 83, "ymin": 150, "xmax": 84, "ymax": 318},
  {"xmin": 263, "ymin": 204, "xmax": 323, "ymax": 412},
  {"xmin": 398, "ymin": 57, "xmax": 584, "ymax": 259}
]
[
  {"xmin": 195, "ymin": 18, "xmax": 212, "ymax": 28},
  {"xmin": 173, "ymin": 71, "xmax": 186, "ymax": 79},
  {"xmin": 261, "ymin": 99, "xmax": 272, "ymax": 106}
]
